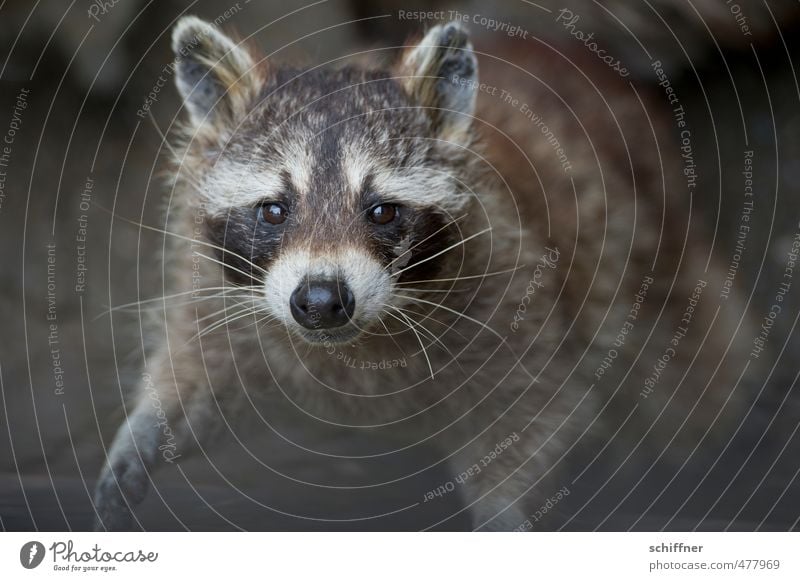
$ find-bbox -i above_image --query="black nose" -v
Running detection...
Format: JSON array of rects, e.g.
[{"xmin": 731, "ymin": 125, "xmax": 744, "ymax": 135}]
[{"xmin": 290, "ymin": 279, "xmax": 355, "ymax": 329}]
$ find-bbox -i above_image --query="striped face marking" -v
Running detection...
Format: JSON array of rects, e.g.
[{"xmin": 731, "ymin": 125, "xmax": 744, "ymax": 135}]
[{"xmin": 193, "ymin": 66, "xmax": 473, "ymax": 344}]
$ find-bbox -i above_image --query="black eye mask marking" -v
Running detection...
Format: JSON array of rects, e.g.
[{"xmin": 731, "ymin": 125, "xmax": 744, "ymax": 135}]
[
  {"xmin": 365, "ymin": 208, "xmax": 456, "ymax": 284},
  {"xmin": 205, "ymin": 207, "xmax": 287, "ymax": 284}
]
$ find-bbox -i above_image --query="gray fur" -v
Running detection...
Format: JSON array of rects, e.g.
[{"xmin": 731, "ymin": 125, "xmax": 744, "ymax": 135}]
[{"xmin": 94, "ymin": 17, "xmax": 753, "ymax": 531}]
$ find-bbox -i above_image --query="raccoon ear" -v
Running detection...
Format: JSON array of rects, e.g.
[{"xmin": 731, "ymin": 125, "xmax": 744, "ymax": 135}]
[
  {"xmin": 398, "ymin": 22, "xmax": 478, "ymax": 146},
  {"xmin": 171, "ymin": 16, "xmax": 263, "ymax": 129}
]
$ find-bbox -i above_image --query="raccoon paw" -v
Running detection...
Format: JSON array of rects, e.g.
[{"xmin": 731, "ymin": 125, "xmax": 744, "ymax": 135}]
[
  {"xmin": 92, "ymin": 456, "xmax": 150, "ymax": 531},
  {"xmin": 470, "ymin": 500, "xmax": 530, "ymax": 532}
]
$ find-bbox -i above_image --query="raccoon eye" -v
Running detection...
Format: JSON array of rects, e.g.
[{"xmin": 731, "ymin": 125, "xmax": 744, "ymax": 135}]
[
  {"xmin": 259, "ymin": 202, "xmax": 288, "ymax": 225},
  {"xmin": 368, "ymin": 204, "xmax": 398, "ymax": 225}
]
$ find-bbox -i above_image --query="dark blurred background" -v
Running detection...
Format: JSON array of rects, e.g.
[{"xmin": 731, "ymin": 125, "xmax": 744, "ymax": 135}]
[{"xmin": 1, "ymin": 0, "xmax": 800, "ymax": 530}]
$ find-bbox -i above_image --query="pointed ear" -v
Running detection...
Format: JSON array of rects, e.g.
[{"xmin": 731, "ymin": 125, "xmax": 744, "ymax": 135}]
[
  {"xmin": 171, "ymin": 16, "xmax": 264, "ymax": 130},
  {"xmin": 396, "ymin": 22, "xmax": 478, "ymax": 146}
]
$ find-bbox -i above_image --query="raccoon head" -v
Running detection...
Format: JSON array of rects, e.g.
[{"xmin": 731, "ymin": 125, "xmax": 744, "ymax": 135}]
[{"xmin": 171, "ymin": 17, "xmax": 481, "ymax": 345}]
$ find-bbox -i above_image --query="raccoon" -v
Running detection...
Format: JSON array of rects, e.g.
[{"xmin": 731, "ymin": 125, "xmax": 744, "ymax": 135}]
[{"xmin": 93, "ymin": 16, "xmax": 752, "ymax": 531}]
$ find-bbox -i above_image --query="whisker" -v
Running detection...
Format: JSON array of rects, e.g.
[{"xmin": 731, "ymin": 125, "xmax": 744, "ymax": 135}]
[
  {"xmin": 378, "ymin": 315, "xmax": 408, "ymax": 357},
  {"xmin": 387, "ymin": 305, "xmax": 438, "ymax": 342},
  {"xmin": 388, "ymin": 305, "xmax": 460, "ymax": 363},
  {"xmin": 98, "ymin": 286, "xmax": 260, "ymax": 318},
  {"xmin": 195, "ymin": 310, "xmax": 277, "ymax": 344},
  {"xmin": 384, "ymin": 308, "xmax": 434, "ymax": 379},
  {"xmin": 390, "ymin": 301, "xmax": 468, "ymax": 341},
  {"xmin": 383, "ymin": 214, "xmax": 466, "ymax": 272},
  {"xmin": 104, "ymin": 211, "xmax": 269, "ymax": 276},
  {"xmin": 196, "ymin": 307, "xmax": 259, "ymax": 337},
  {"xmin": 391, "ymin": 227, "xmax": 493, "ymax": 278},
  {"xmin": 394, "ymin": 294, "xmax": 507, "ymax": 344},
  {"xmin": 192, "ymin": 306, "xmax": 269, "ymax": 341},
  {"xmin": 391, "ymin": 288, "xmax": 468, "ymax": 294},
  {"xmin": 223, "ymin": 312, "xmax": 278, "ymax": 335},
  {"xmin": 147, "ymin": 110, "xmax": 208, "ymax": 193},
  {"xmin": 193, "ymin": 297, "xmax": 259, "ymax": 325},
  {"xmin": 193, "ymin": 250, "xmax": 265, "ymax": 283},
  {"xmin": 109, "ymin": 295, "xmax": 261, "ymax": 316},
  {"xmin": 252, "ymin": 318, "xmax": 280, "ymax": 336},
  {"xmin": 256, "ymin": 314, "xmax": 280, "ymax": 332},
  {"xmin": 393, "ymin": 265, "xmax": 525, "ymax": 286}
]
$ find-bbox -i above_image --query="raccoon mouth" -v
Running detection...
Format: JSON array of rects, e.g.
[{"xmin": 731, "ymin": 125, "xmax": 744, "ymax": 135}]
[{"xmin": 295, "ymin": 326, "xmax": 362, "ymax": 346}]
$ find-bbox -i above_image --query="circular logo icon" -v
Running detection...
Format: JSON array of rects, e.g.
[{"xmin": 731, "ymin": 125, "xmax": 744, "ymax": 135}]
[{"xmin": 19, "ymin": 541, "xmax": 46, "ymax": 569}]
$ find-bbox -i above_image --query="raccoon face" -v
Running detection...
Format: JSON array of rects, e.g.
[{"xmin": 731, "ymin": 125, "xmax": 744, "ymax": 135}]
[{"xmin": 171, "ymin": 17, "xmax": 479, "ymax": 345}]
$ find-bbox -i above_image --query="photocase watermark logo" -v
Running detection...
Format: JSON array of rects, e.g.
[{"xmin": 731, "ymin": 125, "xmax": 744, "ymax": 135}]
[
  {"xmin": 87, "ymin": 0, "xmax": 122, "ymax": 23},
  {"xmin": 19, "ymin": 540, "xmax": 158, "ymax": 573},
  {"xmin": 19, "ymin": 541, "xmax": 46, "ymax": 569}
]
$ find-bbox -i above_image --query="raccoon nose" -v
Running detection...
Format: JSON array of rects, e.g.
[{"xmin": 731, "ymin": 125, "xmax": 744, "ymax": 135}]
[{"xmin": 290, "ymin": 279, "xmax": 355, "ymax": 329}]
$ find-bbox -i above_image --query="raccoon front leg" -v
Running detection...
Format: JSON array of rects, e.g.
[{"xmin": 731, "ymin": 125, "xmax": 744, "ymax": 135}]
[
  {"xmin": 93, "ymin": 380, "xmax": 218, "ymax": 531},
  {"xmin": 93, "ymin": 397, "xmax": 161, "ymax": 531},
  {"xmin": 448, "ymin": 427, "xmax": 565, "ymax": 531}
]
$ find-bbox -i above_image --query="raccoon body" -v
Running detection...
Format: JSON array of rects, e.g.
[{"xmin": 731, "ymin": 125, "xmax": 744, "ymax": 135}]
[{"xmin": 94, "ymin": 17, "xmax": 751, "ymax": 530}]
